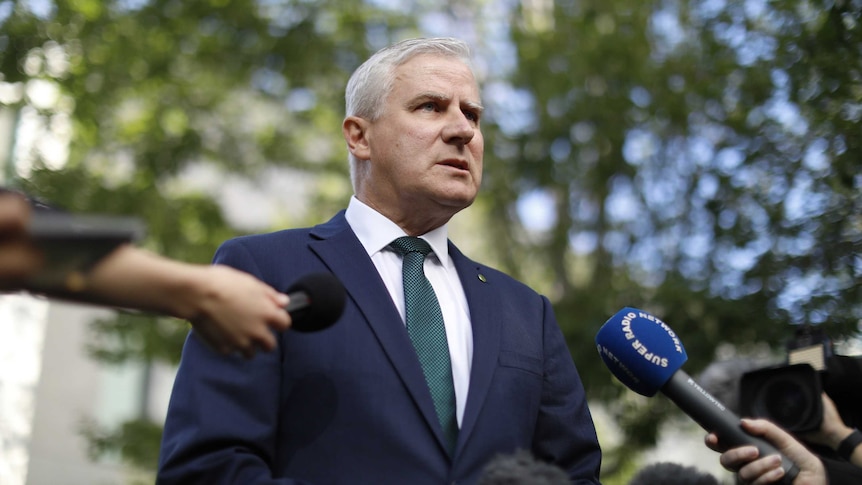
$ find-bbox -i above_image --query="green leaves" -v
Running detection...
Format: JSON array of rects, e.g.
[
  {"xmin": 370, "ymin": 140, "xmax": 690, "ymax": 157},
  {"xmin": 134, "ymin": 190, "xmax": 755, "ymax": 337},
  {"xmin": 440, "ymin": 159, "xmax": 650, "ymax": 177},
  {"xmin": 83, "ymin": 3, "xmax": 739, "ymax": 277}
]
[
  {"xmin": 2, "ymin": 0, "xmax": 414, "ymax": 473},
  {"xmin": 4, "ymin": 0, "xmax": 859, "ymax": 479},
  {"xmin": 484, "ymin": 1, "xmax": 862, "ymax": 475}
]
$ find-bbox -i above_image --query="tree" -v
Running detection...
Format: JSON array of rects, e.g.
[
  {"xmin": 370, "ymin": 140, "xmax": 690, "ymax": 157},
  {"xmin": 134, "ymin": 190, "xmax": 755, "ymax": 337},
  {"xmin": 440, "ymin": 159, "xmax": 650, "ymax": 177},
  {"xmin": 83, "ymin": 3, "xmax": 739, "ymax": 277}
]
[
  {"xmin": 3, "ymin": 0, "xmax": 860, "ymax": 480},
  {"xmin": 1, "ymin": 0, "xmax": 416, "ymax": 474},
  {"xmin": 481, "ymin": 0, "xmax": 860, "ymax": 477}
]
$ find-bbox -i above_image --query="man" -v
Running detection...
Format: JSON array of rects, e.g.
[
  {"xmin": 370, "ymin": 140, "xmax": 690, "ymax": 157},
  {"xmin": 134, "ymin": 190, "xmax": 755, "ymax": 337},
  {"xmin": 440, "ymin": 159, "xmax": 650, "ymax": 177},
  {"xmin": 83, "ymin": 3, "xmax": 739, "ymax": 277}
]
[{"xmin": 158, "ymin": 37, "xmax": 602, "ymax": 484}]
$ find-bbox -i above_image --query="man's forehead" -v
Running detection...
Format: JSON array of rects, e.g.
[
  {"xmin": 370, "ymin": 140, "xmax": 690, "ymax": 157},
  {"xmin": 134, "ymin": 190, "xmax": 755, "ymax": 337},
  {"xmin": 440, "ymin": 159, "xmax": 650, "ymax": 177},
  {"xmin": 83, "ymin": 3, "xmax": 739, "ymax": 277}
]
[
  {"xmin": 393, "ymin": 59, "xmax": 480, "ymax": 94},
  {"xmin": 395, "ymin": 54, "xmax": 474, "ymax": 79}
]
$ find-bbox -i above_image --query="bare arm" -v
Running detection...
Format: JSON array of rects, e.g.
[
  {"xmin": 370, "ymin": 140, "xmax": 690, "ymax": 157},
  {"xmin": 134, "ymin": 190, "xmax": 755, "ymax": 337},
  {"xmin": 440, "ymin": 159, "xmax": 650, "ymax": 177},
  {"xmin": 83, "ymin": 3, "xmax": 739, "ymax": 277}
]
[
  {"xmin": 80, "ymin": 244, "xmax": 291, "ymax": 357},
  {"xmin": 0, "ymin": 192, "xmax": 291, "ymax": 357}
]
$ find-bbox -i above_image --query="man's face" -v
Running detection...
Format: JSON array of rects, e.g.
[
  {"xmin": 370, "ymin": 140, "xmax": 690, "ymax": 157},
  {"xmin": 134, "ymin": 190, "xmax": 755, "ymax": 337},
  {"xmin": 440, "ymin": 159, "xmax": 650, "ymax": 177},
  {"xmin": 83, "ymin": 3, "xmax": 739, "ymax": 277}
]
[{"xmin": 353, "ymin": 54, "xmax": 484, "ymax": 231}]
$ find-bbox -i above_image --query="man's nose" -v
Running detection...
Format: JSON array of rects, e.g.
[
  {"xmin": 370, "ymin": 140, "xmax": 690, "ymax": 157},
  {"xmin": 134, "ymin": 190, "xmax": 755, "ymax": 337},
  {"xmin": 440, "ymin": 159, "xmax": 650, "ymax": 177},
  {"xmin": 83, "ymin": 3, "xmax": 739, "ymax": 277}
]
[{"xmin": 442, "ymin": 110, "xmax": 476, "ymax": 145}]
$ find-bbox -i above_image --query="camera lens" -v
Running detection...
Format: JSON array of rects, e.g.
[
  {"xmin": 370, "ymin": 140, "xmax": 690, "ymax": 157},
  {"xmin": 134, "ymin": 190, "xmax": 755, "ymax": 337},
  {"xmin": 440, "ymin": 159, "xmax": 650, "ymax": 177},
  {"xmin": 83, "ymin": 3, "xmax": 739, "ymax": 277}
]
[
  {"xmin": 755, "ymin": 377, "xmax": 813, "ymax": 429},
  {"xmin": 740, "ymin": 363, "xmax": 824, "ymax": 433}
]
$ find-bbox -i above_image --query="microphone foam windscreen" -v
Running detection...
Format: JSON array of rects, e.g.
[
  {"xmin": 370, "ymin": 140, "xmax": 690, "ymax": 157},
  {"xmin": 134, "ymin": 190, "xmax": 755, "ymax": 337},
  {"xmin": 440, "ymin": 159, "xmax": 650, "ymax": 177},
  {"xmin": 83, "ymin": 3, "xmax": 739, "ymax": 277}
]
[
  {"xmin": 596, "ymin": 307, "xmax": 688, "ymax": 396},
  {"xmin": 286, "ymin": 272, "xmax": 346, "ymax": 332}
]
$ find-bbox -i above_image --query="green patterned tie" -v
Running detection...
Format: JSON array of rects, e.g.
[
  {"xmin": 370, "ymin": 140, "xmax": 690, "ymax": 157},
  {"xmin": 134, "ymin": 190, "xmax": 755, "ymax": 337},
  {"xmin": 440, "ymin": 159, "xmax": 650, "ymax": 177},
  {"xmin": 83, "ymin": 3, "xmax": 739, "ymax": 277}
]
[{"xmin": 389, "ymin": 236, "xmax": 458, "ymax": 453}]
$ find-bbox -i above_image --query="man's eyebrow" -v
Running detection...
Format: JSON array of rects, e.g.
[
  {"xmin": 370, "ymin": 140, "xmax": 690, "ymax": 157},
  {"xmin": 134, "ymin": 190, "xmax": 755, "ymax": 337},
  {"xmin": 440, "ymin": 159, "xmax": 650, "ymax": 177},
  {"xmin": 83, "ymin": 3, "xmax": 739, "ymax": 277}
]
[
  {"xmin": 463, "ymin": 100, "xmax": 485, "ymax": 114},
  {"xmin": 410, "ymin": 92, "xmax": 485, "ymax": 114},
  {"xmin": 409, "ymin": 92, "xmax": 448, "ymax": 105}
]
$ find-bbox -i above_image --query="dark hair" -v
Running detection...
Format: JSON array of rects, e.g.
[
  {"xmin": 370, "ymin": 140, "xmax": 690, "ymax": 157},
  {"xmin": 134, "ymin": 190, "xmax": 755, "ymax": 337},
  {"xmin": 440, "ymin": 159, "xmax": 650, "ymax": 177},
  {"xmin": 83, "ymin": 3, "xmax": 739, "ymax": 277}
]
[
  {"xmin": 629, "ymin": 462, "xmax": 720, "ymax": 485},
  {"xmin": 478, "ymin": 449, "xmax": 570, "ymax": 485}
]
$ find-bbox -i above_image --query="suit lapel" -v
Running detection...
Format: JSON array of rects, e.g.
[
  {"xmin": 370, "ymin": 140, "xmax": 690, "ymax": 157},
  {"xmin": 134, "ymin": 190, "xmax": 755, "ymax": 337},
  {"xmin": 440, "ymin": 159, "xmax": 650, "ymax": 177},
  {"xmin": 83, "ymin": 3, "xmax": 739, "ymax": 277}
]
[
  {"xmin": 449, "ymin": 244, "xmax": 502, "ymax": 453},
  {"xmin": 307, "ymin": 213, "xmax": 451, "ymax": 453}
]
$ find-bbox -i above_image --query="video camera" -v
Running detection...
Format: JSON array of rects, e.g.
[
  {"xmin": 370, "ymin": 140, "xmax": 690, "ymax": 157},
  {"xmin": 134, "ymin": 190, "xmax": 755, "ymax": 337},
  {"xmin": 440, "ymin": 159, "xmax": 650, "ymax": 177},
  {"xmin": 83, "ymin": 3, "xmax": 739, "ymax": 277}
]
[{"xmin": 738, "ymin": 326, "xmax": 862, "ymax": 434}]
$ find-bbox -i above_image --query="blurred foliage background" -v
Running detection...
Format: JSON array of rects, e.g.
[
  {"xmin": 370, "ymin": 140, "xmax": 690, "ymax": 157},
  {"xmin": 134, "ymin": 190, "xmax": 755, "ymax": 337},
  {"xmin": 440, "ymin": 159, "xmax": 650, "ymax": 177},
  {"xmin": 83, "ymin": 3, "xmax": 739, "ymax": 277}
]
[{"xmin": 1, "ymin": 0, "xmax": 860, "ymax": 482}]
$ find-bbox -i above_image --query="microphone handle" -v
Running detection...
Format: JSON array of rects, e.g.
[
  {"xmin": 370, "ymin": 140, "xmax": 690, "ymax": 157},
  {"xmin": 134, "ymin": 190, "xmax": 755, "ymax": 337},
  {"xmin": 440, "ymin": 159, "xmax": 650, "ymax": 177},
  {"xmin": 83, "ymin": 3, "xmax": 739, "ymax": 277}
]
[
  {"xmin": 284, "ymin": 291, "xmax": 310, "ymax": 313},
  {"xmin": 662, "ymin": 371, "xmax": 799, "ymax": 483}
]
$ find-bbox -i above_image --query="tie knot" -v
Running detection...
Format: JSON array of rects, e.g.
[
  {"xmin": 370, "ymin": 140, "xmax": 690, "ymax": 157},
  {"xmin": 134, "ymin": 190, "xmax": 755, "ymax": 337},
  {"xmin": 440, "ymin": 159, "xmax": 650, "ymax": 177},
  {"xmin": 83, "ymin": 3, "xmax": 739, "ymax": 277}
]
[{"xmin": 389, "ymin": 236, "xmax": 432, "ymax": 257}]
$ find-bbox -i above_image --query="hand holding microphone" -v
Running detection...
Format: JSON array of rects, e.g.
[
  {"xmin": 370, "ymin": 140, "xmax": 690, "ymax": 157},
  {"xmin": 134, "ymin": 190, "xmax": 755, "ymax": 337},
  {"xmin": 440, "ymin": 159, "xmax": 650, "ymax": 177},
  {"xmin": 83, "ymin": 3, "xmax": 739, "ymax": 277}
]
[
  {"xmin": 190, "ymin": 271, "xmax": 346, "ymax": 358},
  {"xmin": 595, "ymin": 307, "xmax": 799, "ymax": 484},
  {"xmin": 0, "ymin": 190, "xmax": 350, "ymax": 358},
  {"xmin": 706, "ymin": 418, "xmax": 828, "ymax": 485}
]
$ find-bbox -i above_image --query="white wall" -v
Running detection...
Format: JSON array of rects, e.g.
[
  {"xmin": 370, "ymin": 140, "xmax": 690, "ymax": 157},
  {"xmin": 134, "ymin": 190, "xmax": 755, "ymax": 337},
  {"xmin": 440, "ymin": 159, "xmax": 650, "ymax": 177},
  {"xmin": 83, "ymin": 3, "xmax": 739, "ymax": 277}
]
[{"xmin": 24, "ymin": 301, "xmax": 132, "ymax": 485}]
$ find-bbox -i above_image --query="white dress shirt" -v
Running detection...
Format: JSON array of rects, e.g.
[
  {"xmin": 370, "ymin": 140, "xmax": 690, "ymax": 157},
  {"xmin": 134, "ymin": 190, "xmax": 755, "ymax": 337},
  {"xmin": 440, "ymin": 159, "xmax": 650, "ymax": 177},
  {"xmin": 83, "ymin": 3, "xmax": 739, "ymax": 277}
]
[{"xmin": 345, "ymin": 196, "xmax": 473, "ymax": 426}]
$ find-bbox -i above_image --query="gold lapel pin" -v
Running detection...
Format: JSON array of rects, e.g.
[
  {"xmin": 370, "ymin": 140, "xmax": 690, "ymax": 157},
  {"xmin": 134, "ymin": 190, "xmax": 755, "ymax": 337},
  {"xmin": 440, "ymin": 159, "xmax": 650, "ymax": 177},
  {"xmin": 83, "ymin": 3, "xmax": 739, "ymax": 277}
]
[{"xmin": 478, "ymin": 274, "xmax": 487, "ymax": 283}]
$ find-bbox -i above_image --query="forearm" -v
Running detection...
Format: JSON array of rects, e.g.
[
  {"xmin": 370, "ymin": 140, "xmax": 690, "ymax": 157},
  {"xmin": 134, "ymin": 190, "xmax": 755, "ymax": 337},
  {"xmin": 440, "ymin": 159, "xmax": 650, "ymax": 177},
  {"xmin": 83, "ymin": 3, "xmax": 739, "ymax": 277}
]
[
  {"xmin": 80, "ymin": 244, "xmax": 210, "ymax": 319},
  {"xmin": 74, "ymin": 244, "xmax": 289, "ymax": 356}
]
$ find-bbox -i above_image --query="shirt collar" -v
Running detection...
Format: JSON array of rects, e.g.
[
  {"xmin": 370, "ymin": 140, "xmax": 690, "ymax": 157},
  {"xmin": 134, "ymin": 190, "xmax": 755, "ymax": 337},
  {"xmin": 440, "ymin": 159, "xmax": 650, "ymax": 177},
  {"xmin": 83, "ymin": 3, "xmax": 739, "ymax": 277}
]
[{"xmin": 345, "ymin": 196, "xmax": 449, "ymax": 262}]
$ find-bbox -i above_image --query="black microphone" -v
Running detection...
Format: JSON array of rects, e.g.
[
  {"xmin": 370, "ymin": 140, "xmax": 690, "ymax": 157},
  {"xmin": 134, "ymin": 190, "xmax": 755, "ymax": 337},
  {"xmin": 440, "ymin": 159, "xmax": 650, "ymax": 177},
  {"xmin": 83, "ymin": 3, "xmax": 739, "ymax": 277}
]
[
  {"xmin": 478, "ymin": 449, "xmax": 570, "ymax": 485},
  {"xmin": 284, "ymin": 272, "xmax": 346, "ymax": 332},
  {"xmin": 596, "ymin": 308, "xmax": 799, "ymax": 483}
]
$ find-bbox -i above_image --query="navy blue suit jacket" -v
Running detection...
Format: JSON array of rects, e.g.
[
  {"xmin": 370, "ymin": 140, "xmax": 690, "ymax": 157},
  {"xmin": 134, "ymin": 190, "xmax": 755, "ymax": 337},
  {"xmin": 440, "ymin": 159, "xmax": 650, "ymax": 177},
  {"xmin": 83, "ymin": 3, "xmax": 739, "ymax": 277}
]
[{"xmin": 157, "ymin": 212, "xmax": 602, "ymax": 484}]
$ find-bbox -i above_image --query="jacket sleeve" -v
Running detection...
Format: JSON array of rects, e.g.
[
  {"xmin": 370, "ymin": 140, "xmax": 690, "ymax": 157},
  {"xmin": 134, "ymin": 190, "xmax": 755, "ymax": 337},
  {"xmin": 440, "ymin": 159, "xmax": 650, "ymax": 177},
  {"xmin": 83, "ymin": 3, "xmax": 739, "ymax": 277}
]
[
  {"xmin": 156, "ymin": 239, "xmax": 313, "ymax": 485},
  {"xmin": 533, "ymin": 295, "xmax": 603, "ymax": 484}
]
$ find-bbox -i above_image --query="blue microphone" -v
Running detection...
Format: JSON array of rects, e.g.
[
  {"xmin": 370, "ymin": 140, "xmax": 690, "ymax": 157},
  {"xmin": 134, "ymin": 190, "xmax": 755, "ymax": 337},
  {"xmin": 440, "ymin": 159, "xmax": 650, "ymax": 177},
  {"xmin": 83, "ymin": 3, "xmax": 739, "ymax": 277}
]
[{"xmin": 596, "ymin": 308, "xmax": 798, "ymax": 483}]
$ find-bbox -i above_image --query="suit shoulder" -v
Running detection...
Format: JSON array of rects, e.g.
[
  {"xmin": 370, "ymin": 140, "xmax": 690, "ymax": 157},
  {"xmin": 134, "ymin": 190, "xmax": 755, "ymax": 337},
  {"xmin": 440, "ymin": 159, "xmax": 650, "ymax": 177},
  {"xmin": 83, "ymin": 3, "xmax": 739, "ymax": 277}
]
[
  {"xmin": 483, "ymin": 265, "xmax": 540, "ymax": 297},
  {"xmin": 219, "ymin": 227, "xmax": 314, "ymax": 252},
  {"xmin": 212, "ymin": 227, "xmax": 319, "ymax": 279},
  {"xmin": 219, "ymin": 211, "xmax": 348, "ymax": 253}
]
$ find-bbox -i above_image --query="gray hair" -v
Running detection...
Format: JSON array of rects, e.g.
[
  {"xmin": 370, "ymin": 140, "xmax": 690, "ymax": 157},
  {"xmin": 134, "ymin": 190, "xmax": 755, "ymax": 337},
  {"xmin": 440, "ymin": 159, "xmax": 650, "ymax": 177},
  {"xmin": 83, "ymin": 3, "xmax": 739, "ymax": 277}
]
[{"xmin": 344, "ymin": 37, "xmax": 475, "ymax": 187}]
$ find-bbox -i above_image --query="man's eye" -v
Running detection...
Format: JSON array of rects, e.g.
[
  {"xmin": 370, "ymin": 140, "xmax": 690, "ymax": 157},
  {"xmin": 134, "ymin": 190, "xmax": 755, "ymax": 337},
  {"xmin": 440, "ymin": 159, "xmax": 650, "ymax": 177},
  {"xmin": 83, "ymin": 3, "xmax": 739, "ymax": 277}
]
[
  {"xmin": 464, "ymin": 111, "xmax": 479, "ymax": 122},
  {"xmin": 420, "ymin": 102, "xmax": 437, "ymax": 111}
]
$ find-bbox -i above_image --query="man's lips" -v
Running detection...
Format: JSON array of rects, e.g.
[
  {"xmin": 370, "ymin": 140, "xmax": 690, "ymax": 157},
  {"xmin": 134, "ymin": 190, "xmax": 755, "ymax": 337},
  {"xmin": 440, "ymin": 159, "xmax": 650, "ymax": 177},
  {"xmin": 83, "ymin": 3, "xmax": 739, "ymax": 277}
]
[{"xmin": 439, "ymin": 159, "xmax": 469, "ymax": 171}]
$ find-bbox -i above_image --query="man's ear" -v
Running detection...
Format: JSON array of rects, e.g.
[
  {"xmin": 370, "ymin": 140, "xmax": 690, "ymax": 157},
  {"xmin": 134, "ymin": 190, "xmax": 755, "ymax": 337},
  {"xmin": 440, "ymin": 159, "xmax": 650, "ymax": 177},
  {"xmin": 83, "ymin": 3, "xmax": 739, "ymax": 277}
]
[{"xmin": 342, "ymin": 116, "xmax": 371, "ymax": 161}]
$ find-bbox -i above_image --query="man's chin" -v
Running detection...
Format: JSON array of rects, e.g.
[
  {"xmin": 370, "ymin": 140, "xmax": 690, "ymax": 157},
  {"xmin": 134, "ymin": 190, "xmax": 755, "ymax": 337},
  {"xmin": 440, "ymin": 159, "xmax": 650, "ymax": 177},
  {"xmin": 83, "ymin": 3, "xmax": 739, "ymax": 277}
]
[
  {"xmin": 436, "ymin": 193, "xmax": 477, "ymax": 213},
  {"xmin": 439, "ymin": 180, "xmax": 479, "ymax": 202}
]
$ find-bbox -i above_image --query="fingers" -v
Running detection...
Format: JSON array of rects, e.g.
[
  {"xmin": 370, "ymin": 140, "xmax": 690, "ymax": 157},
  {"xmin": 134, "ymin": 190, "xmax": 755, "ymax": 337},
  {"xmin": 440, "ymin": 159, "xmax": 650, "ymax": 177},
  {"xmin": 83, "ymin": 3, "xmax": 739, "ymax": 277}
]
[
  {"xmin": 719, "ymin": 443, "xmax": 760, "ymax": 471},
  {"xmin": 0, "ymin": 241, "xmax": 43, "ymax": 284},
  {"xmin": 740, "ymin": 418, "xmax": 827, "ymax": 480},
  {"xmin": 740, "ymin": 418, "xmax": 795, "ymax": 451},
  {"xmin": 705, "ymin": 432, "xmax": 723, "ymax": 453},
  {"xmin": 191, "ymin": 306, "xmax": 284, "ymax": 359},
  {"xmin": 193, "ymin": 322, "xmax": 266, "ymax": 358},
  {"xmin": 718, "ymin": 442, "xmax": 787, "ymax": 485},
  {"xmin": 190, "ymin": 321, "xmax": 230, "ymax": 355},
  {"xmin": 0, "ymin": 194, "xmax": 41, "ymax": 286},
  {"xmin": 738, "ymin": 455, "xmax": 786, "ymax": 485},
  {"xmin": 0, "ymin": 192, "xmax": 31, "ymax": 233},
  {"xmin": 717, "ymin": 419, "xmax": 826, "ymax": 485},
  {"xmin": 267, "ymin": 291, "xmax": 291, "ymax": 331},
  {"xmin": 247, "ymin": 326, "xmax": 278, "ymax": 353},
  {"xmin": 186, "ymin": 266, "xmax": 294, "ymax": 358},
  {"xmin": 271, "ymin": 290, "xmax": 289, "ymax": 309}
]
